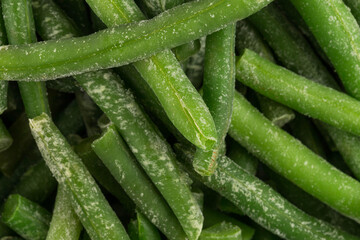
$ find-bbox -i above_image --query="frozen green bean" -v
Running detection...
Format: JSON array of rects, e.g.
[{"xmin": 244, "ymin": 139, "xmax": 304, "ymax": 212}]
[
  {"xmin": 0, "ymin": 0, "xmax": 273, "ymax": 81},
  {"xmin": 289, "ymin": 0, "xmax": 360, "ymax": 100},
  {"xmin": 236, "ymin": 49, "xmax": 360, "ymax": 137},
  {"xmin": 172, "ymin": 40, "xmax": 201, "ymax": 63},
  {"xmin": 235, "ymin": 20, "xmax": 295, "ymax": 127},
  {"xmin": 92, "ymin": 125, "xmax": 187, "ymax": 240},
  {"xmin": 229, "ymin": 90, "xmax": 360, "ymax": 223},
  {"xmin": 178, "ymin": 146, "xmax": 359, "ymax": 240},
  {"xmin": 29, "ymin": 113, "xmax": 130, "ymax": 240},
  {"xmin": 2, "ymin": 0, "xmax": 50, "ymax": 119},
  {"xmin": 193, "ymin": 24, "xmax": 236, "ymax": 176},
  {"xmin": 46, "ymin": 185, "xmax": 82, "ymax": 240},
  {"xmin": 1, "ymin": 194, "xmax": 51, "ymax": 240}
]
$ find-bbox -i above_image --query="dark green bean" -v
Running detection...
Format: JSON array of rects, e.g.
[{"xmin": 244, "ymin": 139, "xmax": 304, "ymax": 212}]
[{"xmin": 1, "ymin": 194, "xmax": 51, "ymax": 240}]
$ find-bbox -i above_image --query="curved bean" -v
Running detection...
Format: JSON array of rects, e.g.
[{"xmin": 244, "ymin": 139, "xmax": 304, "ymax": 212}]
[
  {"xmin": 229, "ymin": 90, "xmax": 360, "ymax": 223},
  {"xmin": 289, "ymin": 0, "xmax": 360, "ymax": 100},
  {"xmin": 29, "ymin": 113, "xmax": 130, "ymax": 240},
  {"xmin": 0, "ymin": 0, "xmax": 273, "ymax": 81}
]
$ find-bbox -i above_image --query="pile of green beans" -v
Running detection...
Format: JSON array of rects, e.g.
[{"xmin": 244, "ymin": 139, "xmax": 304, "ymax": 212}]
[{"xmin": 1, "ymin": 0, "xmax": 360, "ymax": 239}]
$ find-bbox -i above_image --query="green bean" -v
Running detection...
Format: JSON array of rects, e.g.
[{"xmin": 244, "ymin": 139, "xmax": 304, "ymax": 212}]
[
  {"xmin": 92, "ymin": 125, "xmax": 187, "ymax": 240},
  {"xmin": 178, "ymin": 146, "xmax": 359, "ymax": 240},
  {"xmin": 73, "ymin": 137, "xmax": 135, "ymax": 210},
  {"xmin": 344, "ymin": 0, "xmax": 360, "ymax": 25},
  {"xmin": 0, "ymin": 4, "xmax": 8, "ymax": 114},
  {"xmin": 0, "ymin": 0, "xmax": 273, "ymax": 81},
  {"xmin": 229, "ymin": 90, "xmax": 360, "ymax": 223},
  {"xmin": 249, "ymin": 3, "xmax": 339, "ymax": 89},
  {"xmin": 11, "ymin": 161, "xmax": 57, "ymax": 203},
  {"xmin": 202, "ymin": 208, "xmax": 254, "ymax": 240},
  {"xmin": 269, "ymin": 169, "xmax": 360, "ymax": 237},
  {"xmin": 29, "ymin": 113, "xmax": 130, "ymax": 240},
  {"xmin": 246, "ymin": 4, "xmax": 360, "ymax": 182},
  {"xmin": 235, "ymin": 20, "xmax": 295, "ymax": 127},
  {"xmin": 199, "ymin": 222, "xmax": 242, "ymax": 240},
  {"xmin": 289, "ymin": 0, "xmax": 360, "ymax": 100},
  {"xmin": 193, "ymin": 24, "xmax": 236, "ymax": 176},
  {"xmin": 75, "ymin": 91, "xmax": 102, "ymax": 137},
  {"xmin": 127, "ymin": 210, "xmax": 161, "ymax": 240},
  {"xmin": 46, "ymin": 185, "xmax": 82, "ymax": 240},
  {"xmin": 52, "ymin": 0, "xmax": 91, "ymax": 35},
  {"xmin": 237, "ymin": 49, "xmax": 360, "ymax": 137},
  {"xmin": 0, "ymin": 120, "xmax": 12, "ymax": 153},
  {"xmin": 2, "ymin": 0, "xmax": 50, "ymax": 119},
  {"xmin": 1, "ymin": 194, "xmax": 51, "ymax": 240},
  {"xmin": 289, "ymin": 114, "xmax": 327, "ymax": 158}
]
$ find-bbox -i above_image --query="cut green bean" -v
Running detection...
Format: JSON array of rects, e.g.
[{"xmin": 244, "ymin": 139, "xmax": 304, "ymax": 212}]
[
  {"xmin": 289, "ymin": 0, "xmax": 360, "ymax": 100},
  {"xmin": 202, "ymin": 208, "xmax": 254, "ymax": 240},
  {"xmin": 11, "ymin": 161, "xmax": 57, "ymax": 203},
  {"xmin": 127, "ymin": 210, "xmax": 161, "ymax": 240},
  {"xmin": 0, "ymin": 4, "xmax": 8, "ymax": 114},
  {"xmin": 237, "ymin": 49, "xmax": 360, "ymax": 137},
  {"xmin": 46, "ymin": 185, "xmax": 82, "ymax": 240},
  {"xmin": 1, "ymin": 194, "xmax": 51, "ymax": 240},
  {"xmin": 229, "ymin": 90, "xmax": 360, "ymax": 223},
  {"xmin": 235, "ymin": 20, "xmax": 295, "ymax": 127},
  {"xmin": 74, "ymin": 137, "xmax": 135, "ymax": 210},
  {"xmin": 2, "ymin": 0, "xmax": 50, "ymax": 119},
  {"xmin": 199, "ymin": 222, "xmax": 242, "ymax": 240},
  {"xmin": 193, "ymin": 24, "xmax": 236, "ymax": 176},
  {"xmin": 29, "ymin": 113, "xmax": 130, "ymax": 240},
  {"xmin": 92, "ymin": 125, "xmax": 188, "ymax": 240},
  {"xmin": 0, "ymin": 120, "xmax": 12, "ymax": 152},
  {"xmin": 0, "ymin": 0, "xmax": 273, "ymax": 81},
  {"xmin": 178, "ymin": 147, "xmax": 359, "ymax": 240}
]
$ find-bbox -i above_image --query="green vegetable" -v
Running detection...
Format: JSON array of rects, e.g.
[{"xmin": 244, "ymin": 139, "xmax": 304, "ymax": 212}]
[
  {"xmin": 2, "ymin": 0, "xmax": 50, "ymax": 119},
  {"xmin": 0, "ymin": 4, "xmax": 8, "ymax": 114},
  {"xmin": 193, "ymin": 24, "xmax": 236, "ymax": 176},
  {"xmin": 92, "ymin": 125, "xmax": 187, "ymax": 240},
  {"xmin": 127, "ymin": 210, "xmax": 161, "ymax": 240},
  {"xmin": 289, "ymin": 0, "xmax": 360, "ymax": 100},
  {"xmin": 29, "ymin": 113, "xmax": 130, "ymax": 240},
  {"xmin": 46, "ymin": 185, "xmax": 82, "ymax": 240},
  {"xmin": 0, "ymin": 0, "xmax": 273, "ymax": 81},
  {"xmin": 229, "ymin": 90, "xmax": 360, "ymax": 223},
  {"xmin": 2, "ymin": 194, "xmax": 51, "ymax": 240}
]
